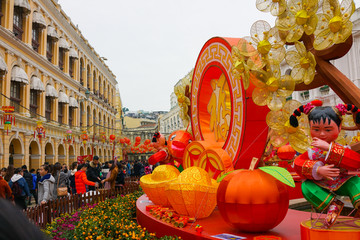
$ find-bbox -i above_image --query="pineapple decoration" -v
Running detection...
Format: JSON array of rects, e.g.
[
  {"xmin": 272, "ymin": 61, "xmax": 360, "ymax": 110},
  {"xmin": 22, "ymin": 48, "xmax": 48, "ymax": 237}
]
[
  {"xmin": 81, "ymin": 131, "xmax": 89, "ymax": 145},
  {"xmin": 1, "ymin": 106, "xmax": 15, "ymax": 135},
  {"xmin": 34, "ymin": 121, "xmax": 46, "ymax": 140}
]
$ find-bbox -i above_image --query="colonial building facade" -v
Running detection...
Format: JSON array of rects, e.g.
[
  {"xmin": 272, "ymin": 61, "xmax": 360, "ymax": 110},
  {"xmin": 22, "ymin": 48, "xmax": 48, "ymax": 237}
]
[
  {"xmin": 0, "ymin": 0, "xmax": 118, "ymax": 169},
  {"xmin": 159, "ymin": 70, "xmax": 192, "ymax": 139}
]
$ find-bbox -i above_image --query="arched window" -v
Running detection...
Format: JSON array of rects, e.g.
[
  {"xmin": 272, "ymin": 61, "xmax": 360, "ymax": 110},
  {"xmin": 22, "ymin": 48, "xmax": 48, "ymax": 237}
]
[{"xmin": 80, "ymin": 59, "xmax": 84, "ymax": 85}]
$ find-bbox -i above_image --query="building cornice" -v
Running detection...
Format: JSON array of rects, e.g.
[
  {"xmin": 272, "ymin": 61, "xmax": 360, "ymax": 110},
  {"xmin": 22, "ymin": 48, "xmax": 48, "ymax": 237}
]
[{"xmin": 39, "ymin": 0, "xmax": 117, "ymax": 86}]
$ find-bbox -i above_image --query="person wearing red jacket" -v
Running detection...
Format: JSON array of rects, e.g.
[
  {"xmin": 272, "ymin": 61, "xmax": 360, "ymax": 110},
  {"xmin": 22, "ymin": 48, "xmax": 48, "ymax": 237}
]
[
  {"xmin": 0, "ymin": 175, "xmax": 13, "ymax": 201},
  {"xmin": 75, "ymin": 164, "xmax": 98, "ymax": 194}
]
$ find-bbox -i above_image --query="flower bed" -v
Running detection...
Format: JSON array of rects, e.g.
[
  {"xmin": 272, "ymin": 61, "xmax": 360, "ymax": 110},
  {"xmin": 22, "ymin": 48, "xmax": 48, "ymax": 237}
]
[{"xmin": 43, "ymin": 191, "xmax": 180, "ymax": 240}]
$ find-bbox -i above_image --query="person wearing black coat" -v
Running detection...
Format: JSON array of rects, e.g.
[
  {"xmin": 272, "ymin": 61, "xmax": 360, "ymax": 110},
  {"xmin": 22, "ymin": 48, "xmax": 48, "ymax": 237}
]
[{"xmin": 86, "ymin": 156, "xmax": 102, "ymax": 190}]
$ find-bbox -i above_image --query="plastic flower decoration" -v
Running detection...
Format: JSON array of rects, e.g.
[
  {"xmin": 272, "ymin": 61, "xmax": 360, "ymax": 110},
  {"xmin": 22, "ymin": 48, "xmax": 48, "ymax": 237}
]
[
  {"xmin": 276, "ymin": 0, "xmax": 319, "ymax": 42},
  {"xmin": 174, "ymin": 82, "xmax": 191, "ymax": 128},
  {"xmin": 313, "ymin": 0, "xmax": 355, "ymax": 50},
  {"xmin": 256, "ymin": 0, "xmax": 287, "ymax": 16},
  {"xmin": 285, "ymin": 41, "xmax": 316, "ymax": 85},
  {"xmin": 252, "ymin": 70, "xmax": 296, "ymax": 111},
  {"xmin": 246, "ymin": 21, "xmax": 286, "ymax": 75},
  {"xmin": 266, "ymin": 100, "xmax": 311, "ymax": 153},
  {"xmin": 231, "ymin": 38, "xmax": 263, "ymax": 90}
]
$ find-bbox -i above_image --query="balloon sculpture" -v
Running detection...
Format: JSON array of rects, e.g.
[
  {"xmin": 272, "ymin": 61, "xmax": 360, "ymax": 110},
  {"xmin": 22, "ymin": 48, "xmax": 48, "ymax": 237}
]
[{"xmin": 148, "ymin": 131, "xmax": 193, "ymax": 170}]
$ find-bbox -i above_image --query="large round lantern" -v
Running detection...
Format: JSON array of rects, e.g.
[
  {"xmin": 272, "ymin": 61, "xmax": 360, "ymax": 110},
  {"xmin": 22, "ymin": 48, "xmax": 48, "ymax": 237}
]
[
  {"xmin": 109, "ymin": 134, "xmax": 116, "ymax": 143},
  {"xmin": 135, "ymin": 136, "xmax": 141, "ymax": 142},
  {"xmin": 120, "ymin": 138, "xmax": 125, "ymax": 144},
  {"xmin": 217, "ymin": 159, "xmax": 294, "ymax": 232},
  {"xmin": 277, "ymin": 144, "xmax": 296, "ymax": 160}
]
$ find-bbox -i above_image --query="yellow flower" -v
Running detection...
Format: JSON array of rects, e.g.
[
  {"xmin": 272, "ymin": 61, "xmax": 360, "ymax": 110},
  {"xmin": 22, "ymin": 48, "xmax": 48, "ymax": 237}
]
[
  {"xmin": 276, "ymin": 0, "xmax": 319, "ymax": 42},
  {"xmin": 313, "ymin": 0, "xmax": 354, "ymax": 50},
  {"xmin": 252, "ymin": 70, "xmax": 295, "ymax": 111},
  {"xmin": 266, "ymin": 100, "xmax": 311, "ymax": 152},
  {"xmin": 285, "ymin": 41, "xmax": 316, "ymax": 85},
  {"xmin": 174, "ymin": 79, "xmax": 191, "ymax": 127},
  {"xmin": 231, "ymin": 38, "xmax": 263, "ymax": 90},
  {"xmin": 246, "ymin": 20, "xmax": 285, "ymax": 75},
  {"xmin": 256, "ymin": 0, "xmax": 287, "ymax": 16}
]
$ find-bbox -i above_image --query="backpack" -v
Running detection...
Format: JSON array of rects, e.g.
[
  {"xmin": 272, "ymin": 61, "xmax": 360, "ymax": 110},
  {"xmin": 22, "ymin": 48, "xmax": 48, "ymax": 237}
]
[
  {"xmin": 116, "ymin": 171, "xmax": 125, "ymax": 185},
  {"xmin": 11, "ymin": 181, "xmax": 23, "ymax": 197},
  {"xmin": 23, "ymin": 172, "xmax": 34, "ymax": 190},
  {"xmin": 69, "ymin": 174, "xmax": 76, "ymax": 188}
]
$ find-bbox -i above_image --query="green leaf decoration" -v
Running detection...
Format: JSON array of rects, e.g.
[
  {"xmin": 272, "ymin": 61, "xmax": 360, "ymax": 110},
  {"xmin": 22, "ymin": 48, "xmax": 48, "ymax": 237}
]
[
  {"xmin": 259, "ymin": 166, "xmax": 295, "ymax": 188},
  {"xmin": 217, "ymin": 170, "xmax": 235, "ymax": 182}
]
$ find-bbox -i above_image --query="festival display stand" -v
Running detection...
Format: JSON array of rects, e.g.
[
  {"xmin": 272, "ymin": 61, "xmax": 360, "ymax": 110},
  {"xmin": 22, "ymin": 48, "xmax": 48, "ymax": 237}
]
[{"xmin": 137, "ymin": 1, "xmax": 360, "ymax": 239}]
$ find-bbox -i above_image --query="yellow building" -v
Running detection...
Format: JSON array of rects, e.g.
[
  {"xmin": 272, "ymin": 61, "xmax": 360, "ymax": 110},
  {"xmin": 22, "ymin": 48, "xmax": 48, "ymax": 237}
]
[
  {"xmin": 0, "ymin": 0, "xmax": 118, "ymax": 169},
  {"xmin": 114, "ymin": 89, "xmax": 123, "ymax": 160}
]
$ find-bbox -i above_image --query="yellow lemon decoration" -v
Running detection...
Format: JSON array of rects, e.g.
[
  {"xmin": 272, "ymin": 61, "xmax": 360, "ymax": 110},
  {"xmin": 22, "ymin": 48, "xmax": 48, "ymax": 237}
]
[
  {"xmin": 140, "ymin": 165, "xmax": 180, "ymax": 207},
  {"xmin": 165, "ymin": 167, "xmax": 218, "ymax": 219}
]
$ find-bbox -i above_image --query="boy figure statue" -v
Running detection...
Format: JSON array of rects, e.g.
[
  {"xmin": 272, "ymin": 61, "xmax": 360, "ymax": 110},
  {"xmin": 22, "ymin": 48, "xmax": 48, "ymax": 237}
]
[{"xmin": 290, "ymin": 101, "xmax": 360, "ymax": 228}]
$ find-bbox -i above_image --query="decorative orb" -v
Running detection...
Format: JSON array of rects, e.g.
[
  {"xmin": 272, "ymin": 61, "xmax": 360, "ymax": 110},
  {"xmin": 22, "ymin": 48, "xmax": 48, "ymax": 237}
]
[
  {"xmin": 217, "ymin": 169, "xmax": 289, "ymax": 232},
  {"xmin": 140, "ymin": 165, "xmax": 180, "ymax": 207},
  {"xmin": 165, "ymin": 167, "xmax": 218, "ymax": 219}
]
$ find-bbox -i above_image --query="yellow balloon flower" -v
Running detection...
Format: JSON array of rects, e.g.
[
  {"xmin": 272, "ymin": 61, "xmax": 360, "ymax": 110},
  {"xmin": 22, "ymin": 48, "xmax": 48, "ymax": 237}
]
[
  {"xmin": 252, "ymin": 70, "xmax": 295, "ymax": 111},
  {"xmin": 266, "ymin": 100, "xmax": 311, "ymax": 153},
  {"xmin": 276, "ymin": 0, "xmax": 319, "ymax": 42},
  {"xmin": 285, "ymin": 41, "xmax": 316, "ymax": 85},
  {"xmin": 231, "ymin": 38, "xmax": 263, "ymax": 90},
  {"xmin": 313, "ymin": 0, "xmax": 355, "ymax": 50},
  {"xmin": 256, "ymin": 0, "xmax": 287, "ymax": 16}
]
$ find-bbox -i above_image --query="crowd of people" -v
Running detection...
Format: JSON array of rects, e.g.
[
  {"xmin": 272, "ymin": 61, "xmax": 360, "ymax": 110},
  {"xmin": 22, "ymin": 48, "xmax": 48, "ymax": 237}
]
[{"xmin": 0, "ymin": 156, "xmax": 153, "ymax": 210}]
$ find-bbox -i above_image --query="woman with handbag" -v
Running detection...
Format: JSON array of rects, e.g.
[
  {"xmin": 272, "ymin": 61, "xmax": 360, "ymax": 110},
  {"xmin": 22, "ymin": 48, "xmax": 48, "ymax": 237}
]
[
  {"xmin": 37, "ymin": 165, "xmax": 55, "ymax": 205},
  {"xmin": 52, "ymin": 162, "xmax": 69, "ymax": 198},
  {"xmin": 101, "ymin": 160, "xmax": 119, "ymax": 190}
]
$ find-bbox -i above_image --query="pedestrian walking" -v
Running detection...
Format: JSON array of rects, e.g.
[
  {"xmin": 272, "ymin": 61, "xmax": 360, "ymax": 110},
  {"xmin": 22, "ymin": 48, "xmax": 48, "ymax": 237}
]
[{"xmin": 8, "ymin": 168, "xmax": 30, "ymax": 210}]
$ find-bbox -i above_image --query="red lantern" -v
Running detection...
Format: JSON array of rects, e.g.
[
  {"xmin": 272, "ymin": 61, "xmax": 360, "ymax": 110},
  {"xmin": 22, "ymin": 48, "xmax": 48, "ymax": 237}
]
[
  {"xmin": 277, "ymin": 145, "xmax": 296, "ymax": 160},
  {"xmin": 217, "ymin": 168, "xmax": 289, "ymax": 232},
  {"xmin": 135, "ymin": 136, "xmax": 141, "ymax": 142},
  {"xmin": 1, "ymin": 106, "xmax": 15, "ymax": 135},
  {"xmin": 120, "ymin": 138, "xmax": 125, "ymax": 144},
  {"xmin": 34, "ymin": 121, "xmax": 46, "ymax": 140},
  {"xmin": 81, "ymin": 131, "xmax": 89, "ymax": 145},
  {"xmin": 144, "ymin": 139, "xmax": 151, "ymax": 145},
  {"xmin": 109, "ymin": 134, "xmax": 116, "ymax": 143}
]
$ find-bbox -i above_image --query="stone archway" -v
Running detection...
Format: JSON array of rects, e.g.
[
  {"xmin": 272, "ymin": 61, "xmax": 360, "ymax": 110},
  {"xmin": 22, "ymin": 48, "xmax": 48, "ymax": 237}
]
[
  {"xmin": 80, "ymin": 146, "xmax": 85, "ymax": 156},
  {"xmin": 98, "ymin": 148, "xmax": 102, "ymax": 162},
  {"xmin": 58, "ymin": 144, "xmax": 66, "ymax": 164},
  {"xmin": 45, "ymin": 141, "xmax": 54, "ymax": 164},
  {"xmin": 9, "ymin": 138, "xmax": 24, "ymax": 167},
  {"xmin": 108, "ymin": 149, "xmax": 112, "ymax": 161},
  {"xmin": 69, "ymin": 145, "xmax": 75, "ymax": 163},
  {"xmin": 93, "ymin": 147, "xmax": 97, "ymax": 157},
  {"xmin": 87, "ymin": 147, "xmax": 91, "ymax": 156},
  {"xmin": 29, "ymin": 140, "xmax": 41, "ymax": 170}
]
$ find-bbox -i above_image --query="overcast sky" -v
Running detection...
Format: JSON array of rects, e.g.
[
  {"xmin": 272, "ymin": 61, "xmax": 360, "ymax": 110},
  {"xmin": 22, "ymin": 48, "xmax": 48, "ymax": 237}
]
[{"xmin": 59, "ymin": 0, "xmax": 360, "ymax": 112}]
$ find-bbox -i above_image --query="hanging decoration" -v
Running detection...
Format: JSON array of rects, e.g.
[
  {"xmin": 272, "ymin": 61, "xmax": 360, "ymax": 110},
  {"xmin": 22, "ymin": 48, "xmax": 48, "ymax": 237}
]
[
  {"xmin": 109, "ymin": 134, "xmax": 116, "ymax": 144},
  {"xmin": 81, "ymin": 131, "xmax": 89, "ymax": 145},
  {"xmin": 34, "ymin": 121, "xmax": 45, "ymax": 140},
  {"xmin": 101, "ymin": 132, "xmax": 106, "ymax": 143},
  {"xmin": 1, "ymin": 106, "xmax": 15, "ymax": 135},
  {"xmin": 66, "ymin": 130, "xmax": 73, "ymax": 144}
]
